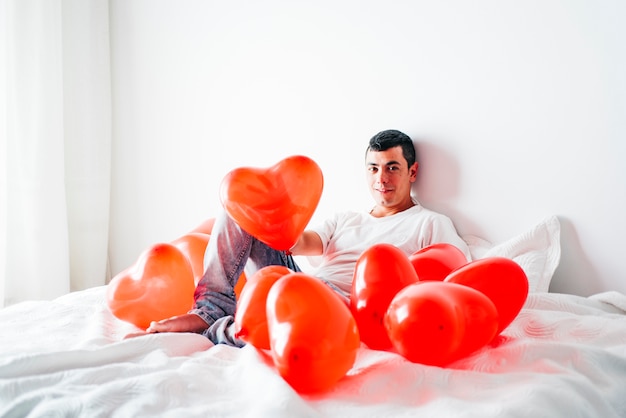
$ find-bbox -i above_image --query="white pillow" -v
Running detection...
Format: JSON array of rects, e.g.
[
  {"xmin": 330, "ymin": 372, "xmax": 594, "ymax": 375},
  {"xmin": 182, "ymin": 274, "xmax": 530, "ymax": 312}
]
[{"xmin": 462, "ymin": 216, "xmax": 561, "ymax": 293}]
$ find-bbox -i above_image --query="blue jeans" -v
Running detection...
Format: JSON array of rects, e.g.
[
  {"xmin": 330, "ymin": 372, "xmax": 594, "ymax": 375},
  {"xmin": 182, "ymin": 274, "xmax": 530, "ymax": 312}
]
[{"xmin": 190, "ymin": 210, "xmax": 301, "ymax": 347}]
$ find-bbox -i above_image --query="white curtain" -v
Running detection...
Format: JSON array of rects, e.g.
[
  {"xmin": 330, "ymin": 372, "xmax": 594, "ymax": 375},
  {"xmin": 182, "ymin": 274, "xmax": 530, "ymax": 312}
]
[{"xmin": 1, "ymin": 0, "xmax": 112, "ymax": 307}]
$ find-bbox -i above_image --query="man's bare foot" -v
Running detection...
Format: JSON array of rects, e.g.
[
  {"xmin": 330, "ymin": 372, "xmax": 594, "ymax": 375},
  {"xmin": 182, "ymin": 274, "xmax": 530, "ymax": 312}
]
[
  {"xmin": 147, "ymin": 313, "xmax": 209, "ymax": 334},
  {"xmin": 124, "ymin": 314, "xmax": 209, "ymax": 339}
]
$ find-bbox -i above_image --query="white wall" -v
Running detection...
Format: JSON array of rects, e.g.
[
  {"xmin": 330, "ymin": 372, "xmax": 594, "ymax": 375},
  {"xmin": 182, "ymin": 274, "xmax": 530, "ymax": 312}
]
[{"xmin": 109, "ymin": 0, "xmax": 626, "ymax": 296}]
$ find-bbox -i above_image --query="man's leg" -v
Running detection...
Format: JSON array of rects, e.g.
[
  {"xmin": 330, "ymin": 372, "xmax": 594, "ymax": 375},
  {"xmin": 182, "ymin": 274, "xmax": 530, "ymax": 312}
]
[{"xmin": 147, "ymin": 210, "xmax": 297, "ymax": 344}]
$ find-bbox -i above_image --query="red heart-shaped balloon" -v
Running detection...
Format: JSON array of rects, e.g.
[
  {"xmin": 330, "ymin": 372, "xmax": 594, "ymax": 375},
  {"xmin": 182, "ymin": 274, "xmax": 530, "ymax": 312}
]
[
  {"xmin": 445, "ymin": 257, "xmax": 528, "ymax": 335},
  {"xmin": 384, "ymin": 281, "xmax": 498, "ymax": 366},
  {"xmin": 409, "ymin": 243, "xmax": 468, "ymax": 281},
  {"xmin": 171, "ymin": 232, "xmax": 211, "ymax": 286},
  {"xmin": 267, "ymin": 272, "xmax": 360, "ymax": 393},
  {"xmin": 351, "ymin": 243, "xmax": 419, "ymax": 350},
  {"xmin": 106, "ymin": 243, "xmax": 196, "ymax": 329},
  {"xmin": 219, "ymin": 156, "xmax": 324, "ymax": 251},
  {"xmin": 409, "ymin": 242, "xmax": 467, "ymax": 281},
  {"xmin": 234, "ymin": 265, "xmax": 292, "ymax": 350}
]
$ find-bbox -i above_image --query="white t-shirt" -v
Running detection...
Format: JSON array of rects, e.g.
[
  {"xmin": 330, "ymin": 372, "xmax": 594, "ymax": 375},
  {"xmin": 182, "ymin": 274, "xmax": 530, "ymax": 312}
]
[{"xmin": 306, "ymin": 203, "xmax": 470, "ymax": 295}]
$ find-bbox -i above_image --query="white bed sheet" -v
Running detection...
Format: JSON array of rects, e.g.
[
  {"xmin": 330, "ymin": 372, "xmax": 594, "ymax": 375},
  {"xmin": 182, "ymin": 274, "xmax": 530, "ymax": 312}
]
[{"xmin": 1, "ymin": 285, "xmax": 626, "ymax": 417}]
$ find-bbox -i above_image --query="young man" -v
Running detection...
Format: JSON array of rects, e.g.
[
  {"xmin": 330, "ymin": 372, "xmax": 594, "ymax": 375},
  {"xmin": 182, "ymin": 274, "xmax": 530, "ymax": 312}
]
[{"xmin": 145, "ymin": 129, "xmax": 470, "ymax": 346}]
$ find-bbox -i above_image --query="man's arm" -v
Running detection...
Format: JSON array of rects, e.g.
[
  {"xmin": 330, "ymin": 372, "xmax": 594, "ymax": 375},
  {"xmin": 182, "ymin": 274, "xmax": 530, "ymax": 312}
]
[{"xmin": 290, "ymin": 230, "xmax": 324, "ymax": 256}]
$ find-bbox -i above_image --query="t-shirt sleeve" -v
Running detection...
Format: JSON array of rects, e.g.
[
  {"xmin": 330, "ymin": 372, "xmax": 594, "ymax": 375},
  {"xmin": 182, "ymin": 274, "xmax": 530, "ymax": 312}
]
[{"xmin": 426, "ymin": 214, "xmax": 471, "ymax": 261}]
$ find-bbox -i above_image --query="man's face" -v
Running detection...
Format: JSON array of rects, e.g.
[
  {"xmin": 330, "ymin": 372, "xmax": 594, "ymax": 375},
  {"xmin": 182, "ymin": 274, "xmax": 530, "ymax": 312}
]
[{"xmin": 365, "ymin": 146, "xmax": 418, "ymax": 211}]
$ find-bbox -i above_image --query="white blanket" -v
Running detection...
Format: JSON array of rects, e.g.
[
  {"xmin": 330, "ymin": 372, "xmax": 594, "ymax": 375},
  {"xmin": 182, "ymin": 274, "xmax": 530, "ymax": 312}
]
[{"xmin": 1, "ymin": 286, "xmax": 626, "ymax": 417}]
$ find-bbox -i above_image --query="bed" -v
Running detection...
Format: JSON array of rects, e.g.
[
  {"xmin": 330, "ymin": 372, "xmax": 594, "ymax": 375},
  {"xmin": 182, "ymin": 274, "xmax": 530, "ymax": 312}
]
[{"xmin": 2, "ymin": 216, "xmax": 626, "ymax": 417}]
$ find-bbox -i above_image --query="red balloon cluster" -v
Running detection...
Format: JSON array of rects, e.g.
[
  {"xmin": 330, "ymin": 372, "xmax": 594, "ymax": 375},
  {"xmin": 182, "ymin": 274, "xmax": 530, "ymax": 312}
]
[
  {"xmin": 234, "ymin": 243, "xmax": 528, "ymax": 392},
  {"xmin": 107, "ymin": 154, "xmax": 322, "ymax": 332},
  {"xmin": 351, "ymin": 243, "xmax": 529, "ymax": 366},
  {"xmin": 108, "ymin": 155, "xmax": 529, "ymax": 393},
  {"xmin": 235, "ymin": 267, "xmax": 360, "ymax": 394}
]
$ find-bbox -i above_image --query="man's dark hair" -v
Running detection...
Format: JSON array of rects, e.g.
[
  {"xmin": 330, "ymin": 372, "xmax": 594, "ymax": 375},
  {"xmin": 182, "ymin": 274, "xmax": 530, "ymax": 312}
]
[{"xmin": 366, "ymin": 129, "xmax": 417, "ymax": 167}]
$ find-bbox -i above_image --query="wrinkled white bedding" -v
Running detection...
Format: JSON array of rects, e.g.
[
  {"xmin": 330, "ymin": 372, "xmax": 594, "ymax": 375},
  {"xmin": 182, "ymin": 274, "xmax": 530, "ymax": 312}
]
[{"xmin": 1, "ymin": 286, "xmax": 626, "ymax": 417}]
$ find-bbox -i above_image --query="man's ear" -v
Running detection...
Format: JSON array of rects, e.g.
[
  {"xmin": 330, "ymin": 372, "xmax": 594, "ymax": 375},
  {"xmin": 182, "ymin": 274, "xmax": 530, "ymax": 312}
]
[{"xmin": 409, "ymin": 162, "xmax": 418, "ymax": 181}]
